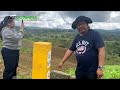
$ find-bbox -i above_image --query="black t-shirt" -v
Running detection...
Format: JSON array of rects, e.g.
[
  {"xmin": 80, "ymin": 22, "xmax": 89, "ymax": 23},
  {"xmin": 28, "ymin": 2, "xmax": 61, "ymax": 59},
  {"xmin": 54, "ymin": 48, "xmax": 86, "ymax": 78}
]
[{"xmin": 69, "ymin": 29, "xmax": 105, "ymax": 73}]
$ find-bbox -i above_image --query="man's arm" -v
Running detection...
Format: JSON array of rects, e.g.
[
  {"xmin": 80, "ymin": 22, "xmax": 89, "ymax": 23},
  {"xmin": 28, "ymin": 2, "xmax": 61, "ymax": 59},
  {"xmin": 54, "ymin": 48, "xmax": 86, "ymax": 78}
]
[
  {"xmin": 58, "ymin": 49, "xmax": 74, "ymax": 68},
  {"xmin": 98, "ymin": 47, "xmax": 105, "ymax": 67},
  {"xmin": 97, "ymin": 46, "xmax": 105, "ymax": 78},
  {"xmin": 61, "ymin": 49, "xmax": 73, "ymax": 63},
  {"xmin": 58, "ymin": 35, "xmax": 77, "ymax": 68}
]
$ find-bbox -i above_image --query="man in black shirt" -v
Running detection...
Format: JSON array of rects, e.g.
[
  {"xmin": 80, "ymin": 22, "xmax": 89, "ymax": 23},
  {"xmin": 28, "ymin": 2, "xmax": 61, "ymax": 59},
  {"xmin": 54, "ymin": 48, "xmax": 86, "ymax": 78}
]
[{"xmin": 58, "ymin": 16, "xmax": 105, "ymax": 79}]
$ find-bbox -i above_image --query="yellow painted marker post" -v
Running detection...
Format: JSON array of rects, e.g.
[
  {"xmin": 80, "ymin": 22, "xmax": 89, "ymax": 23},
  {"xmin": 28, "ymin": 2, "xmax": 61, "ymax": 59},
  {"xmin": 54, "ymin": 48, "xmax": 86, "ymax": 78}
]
[{"xmin": 32, "ymin": 42, "xmax": 52, "ymax": 79}]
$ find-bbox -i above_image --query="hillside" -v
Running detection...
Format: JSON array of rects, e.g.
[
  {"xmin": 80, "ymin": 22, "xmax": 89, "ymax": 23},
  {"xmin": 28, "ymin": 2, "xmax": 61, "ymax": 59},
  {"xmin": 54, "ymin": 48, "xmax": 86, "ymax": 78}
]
[{"xmin": 0, "ymin": 27, "xmax": 120, "ymax": 78}]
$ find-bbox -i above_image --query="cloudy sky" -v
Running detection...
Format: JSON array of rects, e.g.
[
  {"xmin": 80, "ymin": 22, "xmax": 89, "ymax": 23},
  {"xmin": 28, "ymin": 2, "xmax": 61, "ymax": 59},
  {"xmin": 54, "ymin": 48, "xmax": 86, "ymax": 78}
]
[{"xmin": 0, "ymin": 11, "xmax": 120, "ymax": 30}]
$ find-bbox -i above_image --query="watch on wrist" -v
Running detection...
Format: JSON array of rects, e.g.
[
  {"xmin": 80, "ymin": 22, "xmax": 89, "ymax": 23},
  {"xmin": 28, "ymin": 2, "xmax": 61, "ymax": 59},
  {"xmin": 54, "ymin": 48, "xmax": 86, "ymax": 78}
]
[{"xmin": 98, "ymin": 66, "xmax": 104, "ymax": 70}]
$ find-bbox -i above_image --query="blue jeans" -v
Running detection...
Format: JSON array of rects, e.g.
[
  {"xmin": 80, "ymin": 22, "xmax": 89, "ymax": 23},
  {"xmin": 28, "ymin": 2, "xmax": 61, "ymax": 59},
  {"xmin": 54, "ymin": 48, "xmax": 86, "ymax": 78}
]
[
  {"xmin": 1, "ymin": 47, "xmax": 19, "ymax": 79},
  {"xmin": 75, "ymin": 70, "xmax": 97, "ymax": 79}
]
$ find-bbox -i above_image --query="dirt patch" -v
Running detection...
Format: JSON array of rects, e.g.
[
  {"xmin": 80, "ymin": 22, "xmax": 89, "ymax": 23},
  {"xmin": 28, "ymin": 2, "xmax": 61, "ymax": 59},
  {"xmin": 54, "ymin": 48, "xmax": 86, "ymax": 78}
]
[
  {"xmin": 0, "ymin": 43, "xmax": 76, "ymax": 79},
  {"xmin": 0, "ymin": 62, "xmax": 4, "ymax": 79}
]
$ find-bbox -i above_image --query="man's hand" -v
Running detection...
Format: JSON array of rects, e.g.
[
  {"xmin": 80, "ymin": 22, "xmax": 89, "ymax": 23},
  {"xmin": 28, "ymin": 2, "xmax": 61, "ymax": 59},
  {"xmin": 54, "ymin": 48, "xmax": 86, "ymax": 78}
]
[
  {"xmin": 58, "ymin": 61, "xmax": 64, "ymax": 69},
  {"xmin": 96, "ymin": 68, "xmax": 103, "ymax": 79}
]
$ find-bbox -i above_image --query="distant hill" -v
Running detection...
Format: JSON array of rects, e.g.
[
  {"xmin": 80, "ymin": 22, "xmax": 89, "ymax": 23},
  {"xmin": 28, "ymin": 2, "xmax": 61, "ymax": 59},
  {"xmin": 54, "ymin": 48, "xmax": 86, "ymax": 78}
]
[
  {"xmin": 93, "ymin": 29, "xmax": 120, "ymax": 41},
  {"xmin": 15, "ymin": 26, "xmax": 120, "ymax": 33},
  {"xmin": 15, "ymin": 26, "xmax": 120, "ymax": 42}
]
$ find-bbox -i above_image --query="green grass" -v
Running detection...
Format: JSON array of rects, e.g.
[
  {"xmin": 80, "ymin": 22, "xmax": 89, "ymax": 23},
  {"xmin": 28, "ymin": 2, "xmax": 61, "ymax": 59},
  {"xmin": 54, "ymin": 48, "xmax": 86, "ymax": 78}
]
[
  {"xmin": 65, "ymin": 65, "xmax": 120, "ymax": 79},
  {"xmin": 20, "ymin": 39, "xmax": 34, "ymax": 53},
  {"xmin": 103, "ymin": 65, "xmax": 120, "ymax": 79},
  {"xmin": 65, "ymin": 68, "xmax": 76, "ymax": 76},
  {"xmin": 17, "ymin": 74, "xmax": 31, "ymax": 79}
]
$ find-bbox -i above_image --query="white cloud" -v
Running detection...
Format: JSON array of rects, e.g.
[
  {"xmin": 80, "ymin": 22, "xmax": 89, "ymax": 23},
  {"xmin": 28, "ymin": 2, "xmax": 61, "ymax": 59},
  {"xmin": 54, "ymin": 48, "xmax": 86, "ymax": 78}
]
[
  {"xmin": 110, "ymin": 12, "xmax": 119, "ymax": 18},
  {"xmin": 90, "ymin": 22, "xmax": 120, "ymax": 30},
  {"xmin": 1, "ymin": 11, "xmax": 120, "ymax": 30}
]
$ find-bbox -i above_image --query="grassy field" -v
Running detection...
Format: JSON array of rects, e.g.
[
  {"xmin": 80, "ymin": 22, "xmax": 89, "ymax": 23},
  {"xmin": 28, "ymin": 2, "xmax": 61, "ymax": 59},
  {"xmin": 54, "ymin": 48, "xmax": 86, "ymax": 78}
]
[
  {"xmin": 0, "ymin": 38, "xmax": 120, "ymax": 79},
  {"xmin": 0, "ymin": 39, "xmax": 76, "ymax": 79},
  {"xmin": 65, "ymin": 65, "xmax": 120, "ymax": 79}
]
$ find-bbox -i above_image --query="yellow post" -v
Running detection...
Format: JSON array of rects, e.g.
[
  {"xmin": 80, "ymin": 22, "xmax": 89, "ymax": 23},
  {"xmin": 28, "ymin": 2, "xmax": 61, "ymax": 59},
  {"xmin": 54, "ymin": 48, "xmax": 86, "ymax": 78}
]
[{"xmin": 32, "ymin": 42, "xmax": 52, "ymax": 79}]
